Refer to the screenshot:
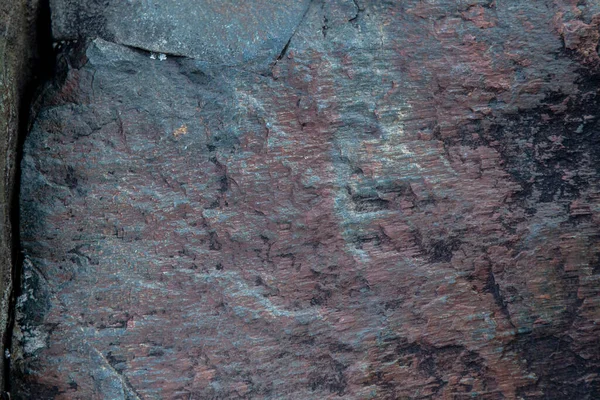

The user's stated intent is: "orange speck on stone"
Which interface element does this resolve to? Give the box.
[173,124,188,138]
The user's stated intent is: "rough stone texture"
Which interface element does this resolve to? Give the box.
[13,0,600,399]
[50,0,311,69]
[0,0,44,390]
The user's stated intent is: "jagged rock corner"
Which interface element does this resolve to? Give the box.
[7,0,600,399]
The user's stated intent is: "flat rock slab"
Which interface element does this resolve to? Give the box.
[50,0,311,68]
[13,0,600,399]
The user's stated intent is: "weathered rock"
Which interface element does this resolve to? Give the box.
[0,0,46,390]
[50,0,311,69]
[13,0,600,398]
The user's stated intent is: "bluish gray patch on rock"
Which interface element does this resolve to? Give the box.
[50,0,311,69]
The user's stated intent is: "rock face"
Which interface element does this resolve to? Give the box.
[0,0,46,390]
[50,0,311,70]
[13,0,600,398]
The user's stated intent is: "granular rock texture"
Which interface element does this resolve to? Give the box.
[50,0,311,69]
[0,0,46,388]
[13,0,600,398]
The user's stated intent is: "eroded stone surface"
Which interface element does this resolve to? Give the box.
[50,0,311,69]
[0,0,45,389]
[14,0,600,398]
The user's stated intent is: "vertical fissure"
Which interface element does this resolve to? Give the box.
[2,0,55,395]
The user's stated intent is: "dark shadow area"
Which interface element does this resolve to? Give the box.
[3,0,55,394]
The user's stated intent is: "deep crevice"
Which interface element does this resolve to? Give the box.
[2,0,55,395]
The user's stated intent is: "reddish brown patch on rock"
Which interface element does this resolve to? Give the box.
[12,1,600,399]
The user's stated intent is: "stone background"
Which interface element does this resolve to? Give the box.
[11,0,600,399]
[0,0,45,391]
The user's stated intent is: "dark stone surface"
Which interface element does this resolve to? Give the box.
[50,0,312,69]
[13,0,600,398]
[0,0,46,390]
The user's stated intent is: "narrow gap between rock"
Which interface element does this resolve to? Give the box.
[3,0,55,394]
